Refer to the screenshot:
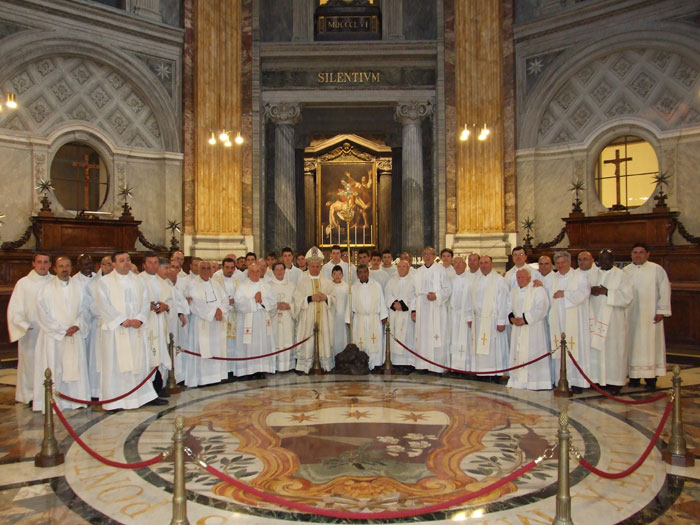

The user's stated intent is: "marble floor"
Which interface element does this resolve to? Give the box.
[0,366,699,524]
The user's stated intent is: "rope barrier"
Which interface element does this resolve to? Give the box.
[178,335,312,361]
[187,447,544,520]
[571,399,673,479]
[567,351,669,405]
[51,400,169,469]
[393,337,553,375]
[54,367,159,406]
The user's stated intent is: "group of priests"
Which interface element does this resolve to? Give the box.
[7,240,670,412]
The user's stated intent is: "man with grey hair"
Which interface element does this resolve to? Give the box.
[507,267,551,390]
[384,259,416,368]
[412,246,452,374]
[549,251,591,393]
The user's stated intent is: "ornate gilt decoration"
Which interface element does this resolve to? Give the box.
[319,142,375,163]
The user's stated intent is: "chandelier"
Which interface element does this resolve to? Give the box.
[208,130,244,147]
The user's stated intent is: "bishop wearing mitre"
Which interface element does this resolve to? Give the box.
[293,247,336,372]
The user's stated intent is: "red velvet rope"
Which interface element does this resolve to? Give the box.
[197,458,538,520]
[51,400,167,469]
[567,351,669,405]
[577,400,673,479]
[54,366,159,406]
[179,334,312,361]
[393,337,552,375]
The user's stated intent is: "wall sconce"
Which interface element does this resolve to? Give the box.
[459,125,470,142]
[0,92,18,111]
[208,129,244,147]
[477,124,490,141]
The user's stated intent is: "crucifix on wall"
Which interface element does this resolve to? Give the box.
[72,154,100,210]
[603,148,632,210]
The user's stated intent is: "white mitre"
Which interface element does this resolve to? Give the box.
[305,246,324,264]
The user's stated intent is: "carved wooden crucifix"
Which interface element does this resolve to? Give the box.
[603,148,632,209]
[72,154,100,210]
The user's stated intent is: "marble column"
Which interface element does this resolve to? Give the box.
[396,101,432,254]
[292,0,315,42]
[265,103,301,251]
[377,158,393,251]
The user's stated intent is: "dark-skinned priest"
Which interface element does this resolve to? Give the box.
[346,264,388,369]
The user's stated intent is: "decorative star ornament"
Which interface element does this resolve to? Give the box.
[167,220,181,235]
[653,172,671,187]
[35,178,54,194]
[521,216,535,232]
[569,179,585,196]
[118,183,134,201]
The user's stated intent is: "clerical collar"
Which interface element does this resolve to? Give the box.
[424,263,433,268]
[310,274,320,279]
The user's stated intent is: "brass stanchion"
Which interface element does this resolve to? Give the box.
[35,368,65,467]
[310,323,323,375]
[553,410,574,525]
[554,333,572,398]
[662,365,695,466]
[171,415,189,525]
[165,333,181,395]
[382,320,394,376]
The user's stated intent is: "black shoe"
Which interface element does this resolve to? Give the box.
[571,386,583,394]
[147,397,168,406]
[628,378,641,387]
[608,385,622,396]
[28,400,33,409]
[158,390,171,398]
[645,379,657,392]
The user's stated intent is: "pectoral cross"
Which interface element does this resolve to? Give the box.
[603,149,632,209]
[434,334,440,341]
[72,154,100,210]
[481,333,487,345]
[554,334,560,348]
[569,337,576,349]
[371,333,377,344]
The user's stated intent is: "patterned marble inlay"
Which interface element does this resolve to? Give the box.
[1,367,700,524]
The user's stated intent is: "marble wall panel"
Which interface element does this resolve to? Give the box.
[675,136,700,242]
[0,145,34,246]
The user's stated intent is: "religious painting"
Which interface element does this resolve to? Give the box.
[317,160,377,247]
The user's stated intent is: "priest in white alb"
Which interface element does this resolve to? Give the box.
[470,255,510,381]
[412,246,452,373]
[233,263,277,376]
[447,257,468,362]
[140,253,173,403]
[33,256,90,412]
[624,242,671,391]
[213,257,241,377]
[588,249,633,393]
[185,260,229,387]
[74,254,101,399]
[449,253,480,371]
[93,251,157,410]
[293,247,336,373]
[8,253,52,404]
[165,259,189,384]
[507,268,551,390]
[384,260,416,367]
[269,262,297,372]
[548,251,591,393]
[346,265,388,369]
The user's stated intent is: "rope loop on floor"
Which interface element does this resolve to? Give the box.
[54,366,159,406]
[51,400,169,469]
[178,335,312,361]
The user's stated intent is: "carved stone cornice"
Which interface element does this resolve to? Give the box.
[264,102,302,126]
[395,101,433,125]
[319,142,374,162]
[377,158,393,173]
[303,158,317,174]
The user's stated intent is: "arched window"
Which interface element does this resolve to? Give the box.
[594,135,658,211]
[50,142,109,212]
